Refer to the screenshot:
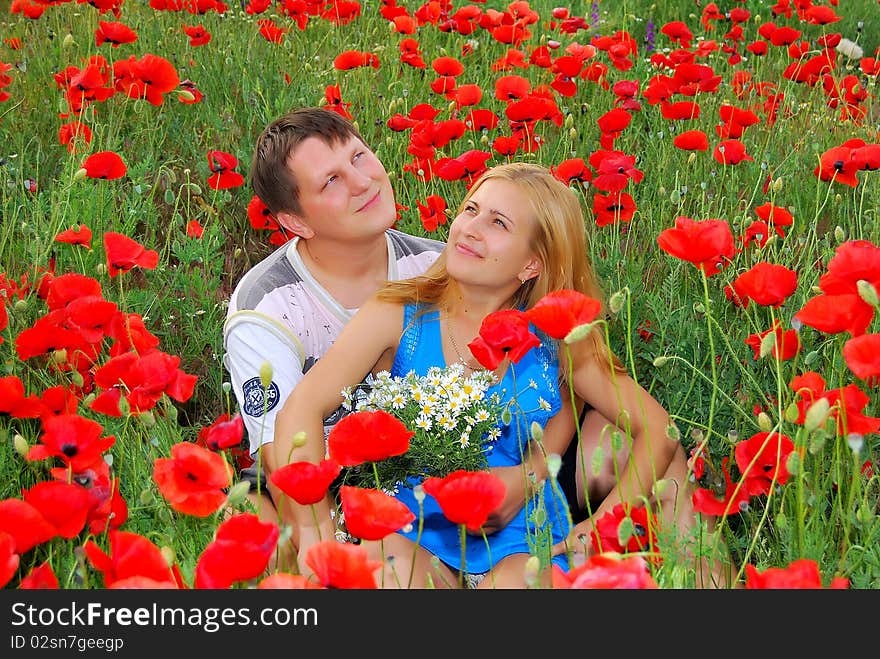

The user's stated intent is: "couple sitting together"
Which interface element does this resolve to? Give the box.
[223,107,732,588]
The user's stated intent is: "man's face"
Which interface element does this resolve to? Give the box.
[283,135,396,241]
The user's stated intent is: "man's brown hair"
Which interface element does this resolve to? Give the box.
[250,108,365,216]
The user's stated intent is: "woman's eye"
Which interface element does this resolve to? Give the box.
[324,175,337,188]
[493,218,507,228]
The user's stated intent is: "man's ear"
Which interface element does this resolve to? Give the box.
[276,210,314,239]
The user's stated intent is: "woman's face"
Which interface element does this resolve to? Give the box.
[445,178,541,289]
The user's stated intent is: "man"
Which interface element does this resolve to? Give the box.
[223,108,444,565]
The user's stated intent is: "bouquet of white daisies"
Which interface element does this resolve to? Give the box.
[339,363,503,492]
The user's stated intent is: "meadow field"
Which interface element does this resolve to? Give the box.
[1,0,879,589]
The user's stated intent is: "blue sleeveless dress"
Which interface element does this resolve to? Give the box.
[390,304,571,574]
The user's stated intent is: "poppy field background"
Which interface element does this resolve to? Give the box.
[1,0,879,589]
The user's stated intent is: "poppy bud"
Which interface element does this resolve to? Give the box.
[13,298,28,313]
[62,33,76,48]
[177,89,196,102]
[413,483,425,503]
[658,186,666,196]
[480,134,489,146]
[775,511,788,530]
[95,263,106,275]
[693,302,705,314]
[609,288,627,313]
[652,478,672,499]
[665,423,680,442]
[71,370,84,388]
[225,480,251,508]
[590,443,605,476]
[759,331,776,358]
[784,402,800,423]
[546,452,561,479]
[117,396,131,417]
[569,127,578,140]
[687,152,697,164]
[757,412,772,432]
[234,248,242,258]
[564,114,574,128]
[74,168,88,181]
[804,398,830,433]
[834,225,846,242]
[846,433,864,454]
[857,279,878,307]
[164,189,175,204]
[160,546,176,568]
[617,516,635,547]
[785,451,801,476]
[524,555,541,587]
[221,381,231,394]
[564,321,595,345]
[857,503,873,524]
[13,434,28,458]
[501,406,512,425]
[291,430,307,448]
[259,361,273,389]
[669,189,681,204]
[771,177,783,193]
[51,349,68,365]
[138,410,156,427]
[653,355,670,368]
[530,421,543,443]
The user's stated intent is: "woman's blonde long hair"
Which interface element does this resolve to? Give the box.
[377,162,623,375]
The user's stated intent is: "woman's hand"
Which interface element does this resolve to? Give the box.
[551,518,595,559]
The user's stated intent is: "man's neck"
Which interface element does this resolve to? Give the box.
[296,234,390,309]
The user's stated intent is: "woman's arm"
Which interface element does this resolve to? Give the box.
[272,297,404,551]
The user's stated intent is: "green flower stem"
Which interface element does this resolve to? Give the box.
[699,269,718,448]
[459,524,466,589]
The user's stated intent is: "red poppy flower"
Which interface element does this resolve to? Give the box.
[553,553,658,589]
[177,79,204,104]
[107,312,160,356]
[745,320,800,361]
[327,410,413,467]
[673,129,709,151]
[153,441,232,517]
[256,18,287,43]
[843,334,880,383]
[804,6,841,24]
[794,293,873,337]
[789,372,880,437]
[494,74,531,101]
[734,431,794,497]
[247,194,279,231]
[731,262,798,307]
[814,144,861,187]
[0,376,43,418]
[333,49,379,70]
[185,219,204,239]
[19,562,59,589]
[81,151,126,180]
[304,540,380,589]
[258,573,325,589]
[525,290,602,341]
[819,239,880,295]
[549,158,592,186]
[590,503,659,556]
[198,413,245,451]
[754,202,793,237]
[58,121,92,153]
[589,149,643,192]
[416,194,447,232]
[194,512,279,588]
[27,413,115,472]
[592,191,636,226]
[0,531,18,588]
[661,100,701,120]
[95,21,137,48]
[434,150,492,183]
[83,475,128,535]
[206,149,245,190]
[692,458,750,517]
[746,559,848,589]
[113,54,179,106]
[340,485,416,541]
[22,481,92,540]
[468,309,540,370]
[423,469,506,532]
[183,23,211,46]
[657,216,735,276]
[84,530,179,588]
[713,139,753,165]
[269,458,341,505]
[103,231,159,277]
[54,224,92,247]
[90,349,195,414]
[0,499,57,554]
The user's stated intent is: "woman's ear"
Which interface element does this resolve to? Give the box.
[276,210,314,239]
[518,257,543,283]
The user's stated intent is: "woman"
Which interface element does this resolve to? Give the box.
[274,163,718,588]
